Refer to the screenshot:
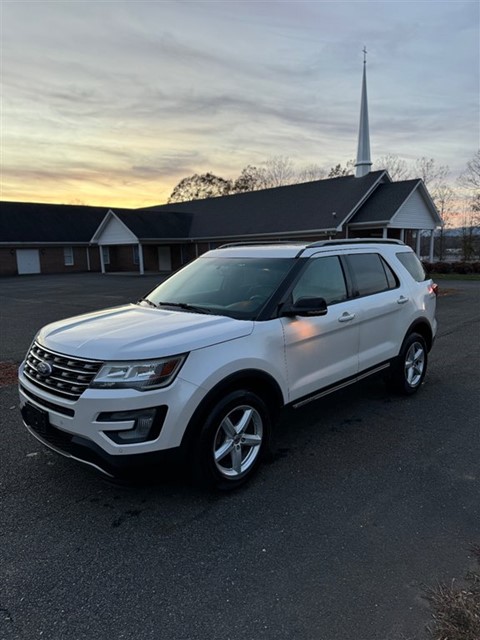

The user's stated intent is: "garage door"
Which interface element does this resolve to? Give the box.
[16,249,41,274]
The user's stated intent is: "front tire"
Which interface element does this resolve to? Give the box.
[388,332,428,395]
[192,390,272,490]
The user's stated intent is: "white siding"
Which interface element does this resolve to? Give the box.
[389,188,436,230]
[98,216,138,245]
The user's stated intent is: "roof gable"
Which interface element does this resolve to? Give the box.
[348,180,441,229]
[91,210,139,245]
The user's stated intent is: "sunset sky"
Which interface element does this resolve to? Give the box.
[1,0,479,208]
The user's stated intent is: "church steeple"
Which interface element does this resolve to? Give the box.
[355,47,372,178]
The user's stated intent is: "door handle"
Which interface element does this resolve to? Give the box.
[397,296,409,305]
[338,312,355,323]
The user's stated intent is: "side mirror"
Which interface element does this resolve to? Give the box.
[280,297,328,318]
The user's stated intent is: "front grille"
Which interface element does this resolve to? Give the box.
[24,342,103,400]
[19,384,75,417]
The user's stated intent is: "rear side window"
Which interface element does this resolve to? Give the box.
[396,251,427,281]
[348,253,399,297]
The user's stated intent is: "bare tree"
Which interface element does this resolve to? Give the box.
[232,165,268,193]
[263,156,296,187]
[434,183,455,260]
[374,154,410,181]
[412,157,449,188]
[458,149,480,190]
[458,149,480,214]
[297,163,327,183]
[460,196,480,261]
[328,160,355,178]
[168,173,232,203]
[233,157,298,192]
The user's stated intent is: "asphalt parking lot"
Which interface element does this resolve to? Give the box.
[1,273,479,640]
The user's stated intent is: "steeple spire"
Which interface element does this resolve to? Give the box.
[355,47,372,178]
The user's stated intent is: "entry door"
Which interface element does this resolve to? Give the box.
[16,249,41,274]
[158,247,172,271]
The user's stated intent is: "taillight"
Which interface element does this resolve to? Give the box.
[428,283,439,296]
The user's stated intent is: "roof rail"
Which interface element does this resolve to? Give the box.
[306,238,404,248]
[218,240,305,249]
[294,238,405,258]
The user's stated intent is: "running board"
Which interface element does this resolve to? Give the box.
[292,363,391,409]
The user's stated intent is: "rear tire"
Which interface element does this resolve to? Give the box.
[192,389,271,490]
[387,332,428,395]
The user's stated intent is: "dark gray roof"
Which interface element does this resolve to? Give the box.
[349,180,422,224]
[140,171,387,238]
[114,210,192,240]
[0,201,112,243]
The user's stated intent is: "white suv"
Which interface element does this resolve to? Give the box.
[19,240,438,489]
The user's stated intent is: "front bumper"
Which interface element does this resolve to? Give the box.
[22,406,183,477]
[18,362,206,475]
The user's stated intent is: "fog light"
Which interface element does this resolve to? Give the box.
[97,407,167,444]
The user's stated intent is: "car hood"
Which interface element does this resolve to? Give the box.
[36,304,253,361]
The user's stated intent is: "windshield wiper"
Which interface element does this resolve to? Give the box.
[137,297,158,308]
[156,301,214,315]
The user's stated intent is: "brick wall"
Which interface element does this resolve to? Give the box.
[104,245,137,272]
[0,249,18,275]
[0,246,104,276]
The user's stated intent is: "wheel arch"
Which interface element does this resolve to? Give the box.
[402,318,434,352]
[180,369,284,450]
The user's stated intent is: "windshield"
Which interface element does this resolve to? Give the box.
[144,257,295,319]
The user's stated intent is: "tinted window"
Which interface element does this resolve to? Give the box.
[348,253,396,296]
[383,259,399,289]
[293,256,347,305]
[396,251,427,282]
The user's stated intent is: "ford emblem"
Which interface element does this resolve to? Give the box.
[36,361,53,376]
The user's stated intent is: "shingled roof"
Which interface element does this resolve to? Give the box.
[113,209,192,240]
[349,180,423,224]
[140,170,388,239]
[0,202,110,243]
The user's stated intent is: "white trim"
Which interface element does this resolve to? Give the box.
[341,171,391,226]
[138,243,144,275]
[63,246,74,266]
[429,230,435,262]
[91,210,139,245]
[389,182,442,229]
[99,245,105,274]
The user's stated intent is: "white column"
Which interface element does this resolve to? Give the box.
[429,230,435,262]
[382,228,388,238]
[400,229,405,242]
[138,243,144,275]
[99,245,105,274]
[86,247,91,271]
[415,231,421,257]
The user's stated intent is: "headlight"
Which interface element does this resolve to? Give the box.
[91,354,186,391]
